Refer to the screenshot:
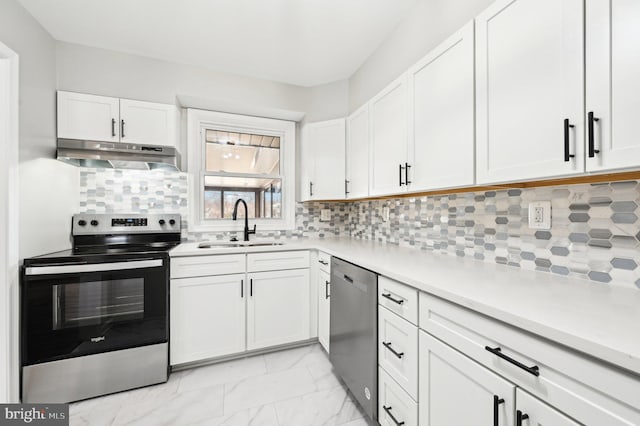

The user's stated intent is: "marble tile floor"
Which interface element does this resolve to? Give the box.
[70,344,373,426]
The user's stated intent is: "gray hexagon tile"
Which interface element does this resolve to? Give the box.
[80,169,640,290]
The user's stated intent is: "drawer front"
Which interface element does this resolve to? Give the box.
[247,250,310,272]
[379,367,418,426]
[379,306,419,399]
[379,276,418,325]
[419,292,640,426]
[317,251,331,273]
[171,254,245,279]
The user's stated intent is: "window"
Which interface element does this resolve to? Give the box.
[187,109,295,232]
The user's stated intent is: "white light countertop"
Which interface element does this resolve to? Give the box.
[171,237,640,376]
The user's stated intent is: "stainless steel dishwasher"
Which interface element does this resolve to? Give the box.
[330,257,378,422]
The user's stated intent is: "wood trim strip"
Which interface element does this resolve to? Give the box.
[314,171,640,203]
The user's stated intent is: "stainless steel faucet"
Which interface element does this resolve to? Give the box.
[232,198,256,241]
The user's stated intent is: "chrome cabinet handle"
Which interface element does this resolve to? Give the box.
[382,341,404,359]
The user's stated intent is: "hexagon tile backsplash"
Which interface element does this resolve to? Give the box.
[79,168,640,289]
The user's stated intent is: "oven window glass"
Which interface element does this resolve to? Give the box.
[53,278,144,330]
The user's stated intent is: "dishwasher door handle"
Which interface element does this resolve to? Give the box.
[343,274,354,283]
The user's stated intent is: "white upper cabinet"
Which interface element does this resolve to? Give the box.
[57,91,120,142]
[475,0,585,184]
[346,104,370,199]
[57,91,177,147]
[300,119,346,201]
[119,99,177,147]
[408,21,475,191]
[586,0,640,172]
[369,73,409,196]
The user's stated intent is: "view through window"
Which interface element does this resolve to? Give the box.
[203,129,282,220]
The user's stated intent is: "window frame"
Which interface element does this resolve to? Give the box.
[187,109,296,232]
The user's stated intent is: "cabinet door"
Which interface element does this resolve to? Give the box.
[379,307,418,399]
[516,389,581,426]
[57,91,120,142]
[369,74,409,196]
[170,274,246,365]
[346,104,370,199]
[586,0,640,172]
[408,22,475,191]
[119,99,176,147]
[317,269,330,353]
[299,124,315,202]
[475,0,584,184]
[303,119,346,200]
[247,269,310,350]
[419,331,515,426]
[379,367,418,426]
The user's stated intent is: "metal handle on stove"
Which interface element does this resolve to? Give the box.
[25,259,163,275]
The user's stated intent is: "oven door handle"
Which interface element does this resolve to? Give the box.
[24,259,163,275]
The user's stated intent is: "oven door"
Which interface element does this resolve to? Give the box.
[22,256,168,366]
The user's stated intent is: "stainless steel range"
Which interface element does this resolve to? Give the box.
[20,213,181,403]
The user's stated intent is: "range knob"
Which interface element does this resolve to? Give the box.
[159,219,166,225]
[169,219,176,226]
[78,220,87,226]
[90,220,99,226]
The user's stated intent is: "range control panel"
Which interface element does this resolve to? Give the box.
[112,218,148,227]
[72,213,181,235]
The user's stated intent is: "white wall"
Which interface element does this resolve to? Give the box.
[0,0,79,402]
[56,41,348,123]
[348,0,494,111]
[0,0,79,261]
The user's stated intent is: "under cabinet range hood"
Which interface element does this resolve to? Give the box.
[56,139,182,171]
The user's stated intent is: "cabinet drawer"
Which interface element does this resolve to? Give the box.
[247,250,310,272]
[419,292,640,426]
[171,254,245,279]
[379,367,418,426]
[379,306,418,399]
[317,251,331,273]
[378,276,418,325]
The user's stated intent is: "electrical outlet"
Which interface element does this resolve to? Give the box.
[528,201,551,229]
[382,206,390,222]
[320,209,331,222]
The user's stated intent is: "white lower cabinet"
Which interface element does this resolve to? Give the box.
[419,330,515,426]
[170,251,311,366]
[516,388,580,426]
[379,367,418,426]
[317,269,330,353]
[378,305,418,400]
[247,268,310,351]
[170,274,246,365]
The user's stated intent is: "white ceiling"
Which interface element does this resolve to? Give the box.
[18,0,418,87]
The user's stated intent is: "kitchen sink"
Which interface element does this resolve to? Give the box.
[197,241,285,249]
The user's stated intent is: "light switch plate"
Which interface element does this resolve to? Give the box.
[382,206,390,222]
[528,201,551,229]
[320,209,331,222]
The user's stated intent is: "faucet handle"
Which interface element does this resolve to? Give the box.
[249,224,256,235]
